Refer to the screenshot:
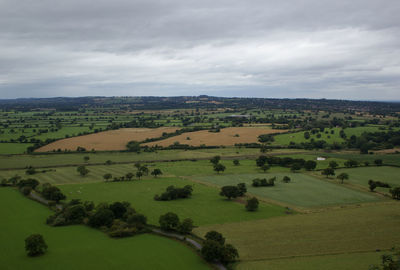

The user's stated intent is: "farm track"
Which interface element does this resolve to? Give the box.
[0,151,312,171]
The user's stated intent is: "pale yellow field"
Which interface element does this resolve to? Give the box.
[36,127,179,152]
[143,127,286,147]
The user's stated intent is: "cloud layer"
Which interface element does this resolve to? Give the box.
[0,0,399,100]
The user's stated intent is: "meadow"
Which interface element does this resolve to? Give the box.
[194,203,400,262]
[58,178,286,225]
[0,188,211,270]
[195,173,382,208]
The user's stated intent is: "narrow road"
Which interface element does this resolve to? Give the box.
[152,229,227,270]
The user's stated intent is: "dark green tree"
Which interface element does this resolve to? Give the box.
[25,234,48,257]
[246,197,259,211]
[151,168,163,177]
[219,186,241,200]
[214,163,226,174]
[159,212,180,231]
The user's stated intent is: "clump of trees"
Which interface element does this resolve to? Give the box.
[252,177,276,187]
[126,140,141,153]
[42,183,66,203]
[201,231,239,264]
[25,234,47,257]
[48,200,148,238]
[368,179,391,192]
[210,156,226,174]
[154,185,193,201]
[159,212,194,234]
[219,183,246,200]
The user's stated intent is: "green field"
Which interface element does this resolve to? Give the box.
[0,143,33,154]
[0,188,211,270]
[195,173,382,208]
[58,178,286,225]
[194,203,400,262]
[335,166,400,192]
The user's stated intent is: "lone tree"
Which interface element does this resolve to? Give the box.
[214,163,226,174]
[329,161,339,169]
[126,140,141,153]
[103,173,112,182]
[151,168,163,177]
[337,173,349,184]
[304,160,317,171]
[25,234,47,257]
[369,180,377,192]
[136,171,143,179]
[390,187,400,200]
[159,212,180,231]
[233,159,240,166]
[246,197,259,211]
[77,165,89,177]
[210,156,221,165]
[83,156,90,163]
[321,168,335,178]
[282,176,291,183]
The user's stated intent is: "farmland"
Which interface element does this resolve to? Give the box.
[1,96,400,270]
[143,127,286,147]
[0,188,210,270]
[36,127,179,152]
[195,173,382,208]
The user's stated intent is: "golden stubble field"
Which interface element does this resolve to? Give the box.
[143,127,286,147]
[36,127,179,152]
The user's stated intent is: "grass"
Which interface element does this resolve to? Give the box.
[0,188,211,270]
[195,173,382,208]
[0,143,32,154]
[57,177,286,226]
[194,203,400,262]
[236,251,383,270]
[335,166,400,192]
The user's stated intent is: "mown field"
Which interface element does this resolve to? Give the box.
[194,203,400,264]
[195,173,382,208]
[58,178,286,225]
[0,188,211,270]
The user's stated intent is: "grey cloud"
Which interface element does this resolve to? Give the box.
[0,0,399,100]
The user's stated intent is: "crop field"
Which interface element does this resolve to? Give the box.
[335,166,400,192]
[58,178,286,225]
[36,127,180,152]
[195,173,382,208]
[143,127,286,147]
[194,203,400,263]
[0,188,211,270]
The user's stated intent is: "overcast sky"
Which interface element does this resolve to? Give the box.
[0,0,399,100]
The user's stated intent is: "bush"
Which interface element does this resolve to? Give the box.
[25,234,47,256]
[246,197,259,211]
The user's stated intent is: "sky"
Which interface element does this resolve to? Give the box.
[0,0,399,100]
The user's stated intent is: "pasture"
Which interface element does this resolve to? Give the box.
[0,188,211,270]
[194,203,400,262]
[195,173,382,208]
[58,178,286,225]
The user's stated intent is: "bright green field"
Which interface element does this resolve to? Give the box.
[195,173,382,208]
[58,178,286,226]
[0,143,33,154]
[0,188,210,270]
[236,252,382,270]
[335,166,400,191]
